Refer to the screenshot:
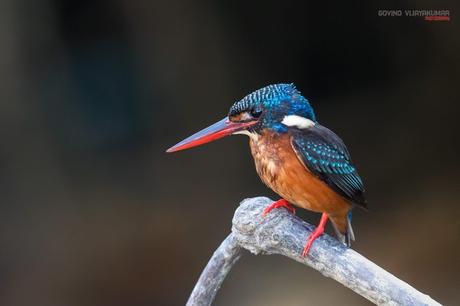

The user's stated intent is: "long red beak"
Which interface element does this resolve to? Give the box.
[166,117,257,153]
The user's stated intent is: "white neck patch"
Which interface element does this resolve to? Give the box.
[281,115,315,129]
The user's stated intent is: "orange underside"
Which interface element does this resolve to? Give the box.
[250,131,351,233]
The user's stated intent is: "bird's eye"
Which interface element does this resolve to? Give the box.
[250,109,262,118]
[229,109,262,122]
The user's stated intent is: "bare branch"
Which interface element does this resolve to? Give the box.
[187,197,441,306]
[186,234,243,306]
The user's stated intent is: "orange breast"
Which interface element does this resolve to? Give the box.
[249,131,351,220]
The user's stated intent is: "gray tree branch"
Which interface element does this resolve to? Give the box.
[186,197,441,306]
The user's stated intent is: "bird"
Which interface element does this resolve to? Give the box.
[166,83,367,256]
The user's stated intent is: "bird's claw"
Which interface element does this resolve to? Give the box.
[301,212,329,257]
[262,199,296,217]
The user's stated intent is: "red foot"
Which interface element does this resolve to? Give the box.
[262,199,296,217]
[302,213,329,257]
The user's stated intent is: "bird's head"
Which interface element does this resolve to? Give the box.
[166,83,316,152]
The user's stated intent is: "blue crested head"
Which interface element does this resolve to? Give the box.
[167,83,316,153]
[228,83,316,133]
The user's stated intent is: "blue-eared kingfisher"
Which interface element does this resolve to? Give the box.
[167,84,367,256]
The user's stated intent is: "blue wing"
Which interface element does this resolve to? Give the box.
[291,125,367,208]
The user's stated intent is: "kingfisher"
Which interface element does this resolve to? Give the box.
[167,84,367,256]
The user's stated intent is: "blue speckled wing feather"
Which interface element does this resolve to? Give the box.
[291,125,367,208]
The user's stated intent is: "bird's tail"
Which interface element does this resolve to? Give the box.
[331,211,355,247]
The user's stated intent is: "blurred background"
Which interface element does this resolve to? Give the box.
[0,0,458,305]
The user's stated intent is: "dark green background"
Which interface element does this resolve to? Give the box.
[0,1,458,305]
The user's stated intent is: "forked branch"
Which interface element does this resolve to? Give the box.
[186,197,441,306]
